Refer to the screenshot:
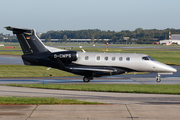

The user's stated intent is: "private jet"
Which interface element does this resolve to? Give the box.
[5,26,177,83]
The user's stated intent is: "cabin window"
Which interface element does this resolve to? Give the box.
[105,56,108,61]
[142,57,149,60]
[126,57,130,61]
[112,57,116,61]
[85,56,89,60]
[119,57,123,61]
[97,56,100,61]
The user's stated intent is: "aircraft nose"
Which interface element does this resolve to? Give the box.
[154,62,177,73]
[169,67,177,73]
[161,64,177,73]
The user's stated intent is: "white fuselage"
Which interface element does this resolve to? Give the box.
[46,46,176,73]
[73,52,177,73]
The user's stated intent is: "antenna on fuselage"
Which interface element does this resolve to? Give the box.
[47,67,51,70]
[82,49,86,53]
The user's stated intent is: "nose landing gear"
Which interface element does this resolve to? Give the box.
[156,74,161,83]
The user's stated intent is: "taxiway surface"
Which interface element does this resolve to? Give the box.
[0,66,180,104]
[1,83,180,120]
[1,104,180,120]
[1,85,180,104]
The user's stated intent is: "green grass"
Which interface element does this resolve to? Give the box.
[0,97,101,105]
[0,45,22,55]
[0,51,23,55]
[0,65,77,77]
[4,84,180,95]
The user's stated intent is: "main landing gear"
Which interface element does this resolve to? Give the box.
[83,76,93,82]
[156,74,161,83]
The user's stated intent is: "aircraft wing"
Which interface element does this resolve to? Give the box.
[55,57,117,73]
[55,57,118,76]
[69,67,116,73]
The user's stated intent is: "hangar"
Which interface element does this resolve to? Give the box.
[159,30,180,45]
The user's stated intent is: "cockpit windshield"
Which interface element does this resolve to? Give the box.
[148,56,156,61]
[142,56,156,61]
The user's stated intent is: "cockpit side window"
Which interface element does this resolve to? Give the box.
[142,56,156,61]
[142,57,149,60]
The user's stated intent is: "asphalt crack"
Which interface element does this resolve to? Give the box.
[26,105,38,120]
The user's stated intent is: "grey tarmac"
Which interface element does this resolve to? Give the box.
[0,66,180,120]
[1,86,180,104]
[1,104,180,120]
[0,86,180,120]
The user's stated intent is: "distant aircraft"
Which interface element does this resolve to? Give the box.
[5,26,177,83]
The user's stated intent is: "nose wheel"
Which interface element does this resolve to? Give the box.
[156,74,161,83]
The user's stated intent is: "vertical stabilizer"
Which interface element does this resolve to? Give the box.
[5,26,48,54]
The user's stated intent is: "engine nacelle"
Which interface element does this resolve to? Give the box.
[48,51,78,62]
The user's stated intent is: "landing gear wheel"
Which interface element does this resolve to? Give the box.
[156,74,161,83]
[156,78,161,83]
[83,77,90,82]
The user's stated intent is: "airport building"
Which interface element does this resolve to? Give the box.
[159,30,180,45]
[41,39,110,42]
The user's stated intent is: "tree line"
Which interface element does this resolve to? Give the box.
[40,28,180,44]
[1,28,180,44]
[0,33,18,42]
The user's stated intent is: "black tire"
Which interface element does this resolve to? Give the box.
[156,78,161,83]
[83,77,90,82]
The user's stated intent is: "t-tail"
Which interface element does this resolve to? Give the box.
[5,26,48,54]
[5,26,52,66]
[5,26,73,69]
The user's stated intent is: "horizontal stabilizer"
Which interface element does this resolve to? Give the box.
[5,26,33,35]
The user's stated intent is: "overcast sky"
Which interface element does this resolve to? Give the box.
[1,0,180,34]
